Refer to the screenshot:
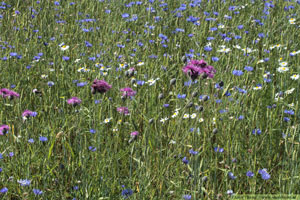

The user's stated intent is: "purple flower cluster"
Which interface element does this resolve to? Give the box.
[0,125,9,135]
[67,97,82,106]
[0,88,20,99]
[91,79,112,94]
[182,59,216,80]
[120,87,136,98]
[117,107,130,115]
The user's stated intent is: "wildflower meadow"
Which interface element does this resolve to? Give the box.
[0,0,300,199]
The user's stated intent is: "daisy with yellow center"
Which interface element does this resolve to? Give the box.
[279,62,288,67]
[289,18,296,24]
[290,74,299,80]
[171,111,178,118]
[59,44,69,51]
[104,118,112,124]
[183,114,190,119]
[277,67,289,73]
[190,113,197,119]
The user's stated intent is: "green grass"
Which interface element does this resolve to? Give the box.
[0,0,299,199]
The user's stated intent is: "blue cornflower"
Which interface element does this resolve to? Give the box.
[284,110,294,115]
[204,46,212,51]
[137,80,145,85]
[228,172,237,180]
[232,70,243,76]
[77,82,87,87]
[212,57,219,62]
[259,169,270,180]
[252,128,262,135]
[85,41,92,47]
[62,56,70,61]
[47,81,55,87]
[28,138,34,143]
[121,188,133,198]
[0,187,8,193]
[177,94,186,99]
[189,149,198,155]
[88,146,96,152]
[18,179,31,186]
[90,129,96,134]
[182,157,189,164]
[244,66,253,71]
[39,136,48,142]
[246,171,254,177]
[215,99,222,104]
[214,147,224,153]
[33,189,43,195]
[122,13,129,18]
[258,33,265,38]
[238,115,244,120]
[283,117,290,122]
[183,194,192,200]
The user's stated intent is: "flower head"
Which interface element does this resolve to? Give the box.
[182,59,216,80]
[121,188,133,199]
[120,87,136,98]
[259,169,271,180]
[67,97,82,106]
[33,189,43,195]
[17,179,31,186]
[0,88,20,99]
[91,79,112,94]
[22,110,37,120]
[0,125,9,135]
[117,107,130,115]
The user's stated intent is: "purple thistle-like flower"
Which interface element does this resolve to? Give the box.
[130,131,139,137]
[67,97,82,106]
[129,131,139,143]
[91,79,112,94]
[120,87,136,98]
[0,125,9,135]
[0,88,20,99]
[117,107,130,115]
[182,59,216,80]
[182,65,202,81]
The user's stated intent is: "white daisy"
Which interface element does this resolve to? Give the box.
[77,67,90,72]
[253,85,262,90]
[289,18,296,24]
[59,43,69,51]
[279,62,288,67]
[160,117,168,124]
[171,111,179,118]
[290,74,299,80]
[217,47,231,53]
[104,118,112,124]
[277,67,289,73]
[198,118,204,123]
[183,114,190,119]
[137,62,144,66]
[190,113,197,119]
